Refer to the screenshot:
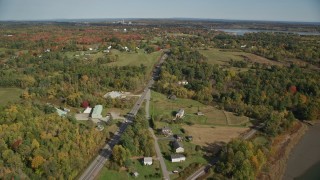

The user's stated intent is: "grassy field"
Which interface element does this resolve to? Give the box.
[182,125,249,147]
[150,91,249,126]
[0,88,23,106]
[108,49,162,75]
[199,48,284,67]
[98,159,162,180]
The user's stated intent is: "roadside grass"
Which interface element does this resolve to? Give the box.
[151,91,249,126]
[98,159,162,180]
[0,88,23,106]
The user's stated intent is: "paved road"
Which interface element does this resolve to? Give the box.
[79,54,168,180]
[186,123,265,180]
[145,89,170,180]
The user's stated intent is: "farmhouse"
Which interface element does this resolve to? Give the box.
[176,109,184,118]
[91,105,103,119]
[171,154,186,163]
[172,141,184,153]
[143,157,153,165]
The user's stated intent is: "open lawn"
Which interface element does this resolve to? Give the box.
[98,159,162,180]
[151,91,249,126]
[108,49,162,75]
[0,88,22,106]
[182,124,249,147]
[199,48,284,67]
[157,140,207,173]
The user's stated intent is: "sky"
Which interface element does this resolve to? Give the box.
[0,0,319,22]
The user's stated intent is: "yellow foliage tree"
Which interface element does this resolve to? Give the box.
[31,155,45,169]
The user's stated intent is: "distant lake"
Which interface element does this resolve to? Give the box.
[216,29,320,36]
[283,123,320,180]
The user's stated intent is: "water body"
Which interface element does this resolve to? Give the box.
[283,123,320,180]
[216,29,320,36]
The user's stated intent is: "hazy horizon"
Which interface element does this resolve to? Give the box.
[0,0,320,23]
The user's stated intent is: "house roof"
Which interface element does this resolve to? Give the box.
[92,105,103,117]
[171,154,185,159]
[144,157,152,163]
[55,108,67,117]
[173,141,183,149]
[83,107,92,114]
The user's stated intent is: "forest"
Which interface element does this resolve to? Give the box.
[0,22,319,179]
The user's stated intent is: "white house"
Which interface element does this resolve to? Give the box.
[172,141,184,153]
[143,157,153,165]
[83,107,92,114]
[176,109,184,118]
[171,154,186,163]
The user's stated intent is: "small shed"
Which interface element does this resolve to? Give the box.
[132,171,139,177]
[143,157,153,165]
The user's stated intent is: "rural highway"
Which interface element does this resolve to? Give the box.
[79,53,168,180]
[186,123,265,180]
[145,89,170,180]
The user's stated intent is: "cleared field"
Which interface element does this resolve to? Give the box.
[182,125,249,147]
[108,49,162,74]
[0,88,22,106]
[151,91,249,126]
[200,48,284,66]
[224,111,250,125]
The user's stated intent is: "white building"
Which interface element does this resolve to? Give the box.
[173,141,184,153]
[91,105,103,119]
[171,154,186,163]
[176,109,184,118]
[143,157,153,165]
[83,107,92,114]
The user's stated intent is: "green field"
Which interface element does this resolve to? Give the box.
[150,91,249,126]
[108,50,162,75]
[98,159,162,180]
[0,88,23,106]
[199,48,283,67]
[199,48,245,65]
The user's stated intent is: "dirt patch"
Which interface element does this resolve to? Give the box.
[182,125,249,146]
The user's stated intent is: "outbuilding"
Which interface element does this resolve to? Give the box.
[143,157,153,165]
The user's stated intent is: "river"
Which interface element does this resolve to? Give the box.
[216,29,320,36]
[283,123,320,180]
